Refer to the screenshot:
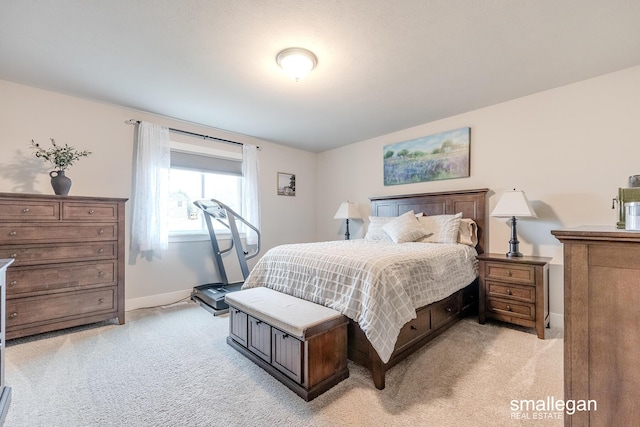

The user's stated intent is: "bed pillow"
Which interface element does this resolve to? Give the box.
[364,216,394,241]
[418,212,463,244]
[382,210,429,243]
[458,218,479,247]
[364,212,424,241]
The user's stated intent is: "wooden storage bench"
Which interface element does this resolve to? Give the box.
[225,287,349,401]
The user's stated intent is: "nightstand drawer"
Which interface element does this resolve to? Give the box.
[485,262,535,285]
[487,281,534,303]
[487,298,534,320]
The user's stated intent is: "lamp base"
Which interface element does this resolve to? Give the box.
[506,216,523,257]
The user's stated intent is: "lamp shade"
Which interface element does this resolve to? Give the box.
[491,190,538,218]
[334,201,361,220]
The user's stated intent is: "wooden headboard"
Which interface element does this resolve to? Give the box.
[369,188,489,254]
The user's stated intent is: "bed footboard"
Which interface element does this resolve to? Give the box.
[347,280,478,389]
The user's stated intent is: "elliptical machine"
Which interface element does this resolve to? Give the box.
[190,199,260,315]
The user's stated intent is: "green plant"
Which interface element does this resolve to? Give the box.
[31,138,92,171]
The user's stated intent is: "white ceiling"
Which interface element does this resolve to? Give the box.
[2,1,640,153]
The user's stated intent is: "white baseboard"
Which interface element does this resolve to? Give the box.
[549,312,564,329]
[125,289,193,311]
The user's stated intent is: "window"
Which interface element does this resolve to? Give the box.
[167,142,243,236]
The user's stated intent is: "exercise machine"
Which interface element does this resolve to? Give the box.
[190,199,260,315]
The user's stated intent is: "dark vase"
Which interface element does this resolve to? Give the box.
[49,170,72,196]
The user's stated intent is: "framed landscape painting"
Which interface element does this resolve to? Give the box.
[383,127,470,186]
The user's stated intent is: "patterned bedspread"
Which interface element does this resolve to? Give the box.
[242,239,478,363]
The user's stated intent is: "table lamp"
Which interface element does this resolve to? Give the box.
[334,201,361,240]
[491,189,537,257]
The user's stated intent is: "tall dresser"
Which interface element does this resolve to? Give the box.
[0,193,127,339]
[0,259,13,424]
[552,226,640,426]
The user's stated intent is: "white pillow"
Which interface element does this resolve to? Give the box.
[383,210,429,243]
[418,212,463,244]
[364,216,394,241]
[458,218,478,246]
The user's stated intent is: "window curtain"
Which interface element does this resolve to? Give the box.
[242,144,260,246]
[130,121,170,253]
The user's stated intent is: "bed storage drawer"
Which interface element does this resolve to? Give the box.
[394,305,431,353]
[431,292,461,329]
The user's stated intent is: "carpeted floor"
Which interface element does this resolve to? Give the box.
[4,301,563,427]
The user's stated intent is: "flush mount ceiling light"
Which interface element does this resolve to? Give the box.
[276,47,317,82]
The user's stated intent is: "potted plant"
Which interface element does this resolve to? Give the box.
[31,138,92,195]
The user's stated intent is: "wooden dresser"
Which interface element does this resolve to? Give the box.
[0,259,13,424]
[0,193,127,339]
[552,226,640,426]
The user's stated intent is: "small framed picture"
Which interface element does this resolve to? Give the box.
[277,172,296,196]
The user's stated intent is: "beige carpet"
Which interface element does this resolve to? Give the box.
[4,302,563,427]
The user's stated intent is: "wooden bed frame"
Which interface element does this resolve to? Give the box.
[348,188,488,389]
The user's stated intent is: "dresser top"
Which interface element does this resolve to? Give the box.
[0,192,127,203]
[551,225,640,242]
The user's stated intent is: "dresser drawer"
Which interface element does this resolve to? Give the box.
[0,242,116,266]
[0,223,117,244]
[487,298,535,320]
[487,281,535,303]
[485,262,535,285]
[0,200,60,221]
[62,202,118,221]
[6,287,116,328]
[6,261,116,295]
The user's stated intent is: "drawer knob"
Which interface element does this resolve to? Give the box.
[506,305,512,311]
[98,229,104,235]
[282,334,289,339]
[98,271,105,276]
[9,231,17,236]
[98,248,105,254]
[9,280,17,286]
[445,307,453,313]
[88,209,95,215]
[8,313,17,318]
[22,208,30,213]
[410,325,418,330]
[506,289,512,295]
[256,320,262,325]
[98,298,104,303]
[506,270,512,277]
[10,253,17,258]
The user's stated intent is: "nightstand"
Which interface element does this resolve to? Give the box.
[477,253,551,339]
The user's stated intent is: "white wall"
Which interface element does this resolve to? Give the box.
[316,65,640,327]
[0,79,317,310]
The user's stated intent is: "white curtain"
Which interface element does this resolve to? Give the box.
[130,121,170,253]
[242,144,260,245]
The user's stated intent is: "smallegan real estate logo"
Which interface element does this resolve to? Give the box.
[510,396,597,421]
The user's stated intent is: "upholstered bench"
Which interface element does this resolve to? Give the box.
[225,287,349,401]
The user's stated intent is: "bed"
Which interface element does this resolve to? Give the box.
[243,188,488,389]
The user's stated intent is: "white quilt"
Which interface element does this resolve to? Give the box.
[242,239,478,363]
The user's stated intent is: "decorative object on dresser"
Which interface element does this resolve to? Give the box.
[552,227,640,426]
[477,253,550,339]
[0,259,13,424]
[333,201,361,240]
[490,189,537,257]
[30,139,92,196]
[0,193,126,340]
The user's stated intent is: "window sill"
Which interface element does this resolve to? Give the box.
[169,231,245,243]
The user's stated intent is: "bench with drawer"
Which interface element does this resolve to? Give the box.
[225,287,349,401]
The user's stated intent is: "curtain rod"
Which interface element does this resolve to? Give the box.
[126,119,259,149]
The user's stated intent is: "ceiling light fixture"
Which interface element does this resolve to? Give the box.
[276,47,317,82]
